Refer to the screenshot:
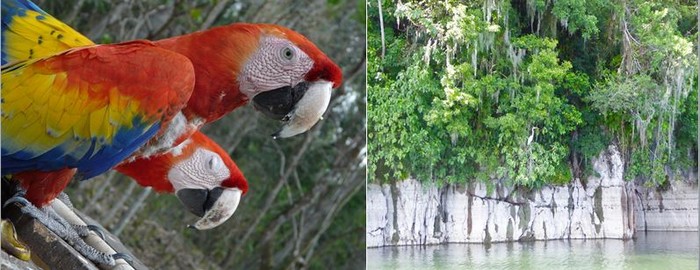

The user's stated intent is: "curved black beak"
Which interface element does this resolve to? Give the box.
[176,187,242,230]
[252,82,309,121]
[176,188,224,217]
[252,81,332,139]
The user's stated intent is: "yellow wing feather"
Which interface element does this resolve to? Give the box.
[2,40,195,177]
[4,9,94,64]
[2,56,146,157]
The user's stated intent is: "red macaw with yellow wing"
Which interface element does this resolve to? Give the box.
[2,0,341,266]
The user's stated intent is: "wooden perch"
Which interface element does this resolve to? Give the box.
[3,201,148,270]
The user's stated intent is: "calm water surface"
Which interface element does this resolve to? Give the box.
[367,232,699,270]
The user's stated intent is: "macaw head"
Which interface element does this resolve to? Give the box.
[244,24,343,139]
[115,132,248,230]
[156,23,343,138]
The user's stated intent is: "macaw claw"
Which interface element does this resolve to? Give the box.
[111,252,134,264]
[73,224,106,240]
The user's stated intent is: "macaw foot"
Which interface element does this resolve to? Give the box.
[55,192,107,240]
[1,219,31,261]
[3,195,131,266]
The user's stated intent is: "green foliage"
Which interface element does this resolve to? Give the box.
[588,75,659,119]
[572,126,609,162]
[626,149,668,187]
[551,0,610,39]
[189,8,203,22]
[369,0,697,189]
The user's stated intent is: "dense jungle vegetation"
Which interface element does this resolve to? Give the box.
[368,0,697,189]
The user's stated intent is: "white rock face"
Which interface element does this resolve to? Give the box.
[367,146,695,247]
[635,174,698,231]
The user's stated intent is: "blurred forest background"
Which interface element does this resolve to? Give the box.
[33,0,367,269]
[368,0,696,189]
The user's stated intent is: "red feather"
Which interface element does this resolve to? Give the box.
[15,169,76,207]
[155,24,261,123]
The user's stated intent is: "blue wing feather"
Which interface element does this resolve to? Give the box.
[2,117,160,180]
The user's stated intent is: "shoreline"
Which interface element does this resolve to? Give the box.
[367,230,699,249]
[367,146,698,248]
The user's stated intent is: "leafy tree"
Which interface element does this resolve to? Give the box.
[368,0,697,190]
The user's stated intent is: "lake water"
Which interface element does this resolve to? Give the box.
[367,232,699,270]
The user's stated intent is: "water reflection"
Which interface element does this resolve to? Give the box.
[367,232,699,270]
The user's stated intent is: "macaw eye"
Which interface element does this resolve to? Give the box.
[208,156,219,170]
[206,154,226,173]
[282,47,294,60]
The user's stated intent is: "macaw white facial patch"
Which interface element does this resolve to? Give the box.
[239,36,313,98]
[168,148,230,190]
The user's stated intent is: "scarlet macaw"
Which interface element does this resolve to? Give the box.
[2,0,341,265]
[2,0,341,211]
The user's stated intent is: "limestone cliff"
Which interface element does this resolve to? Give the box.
[367,146,697,247]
